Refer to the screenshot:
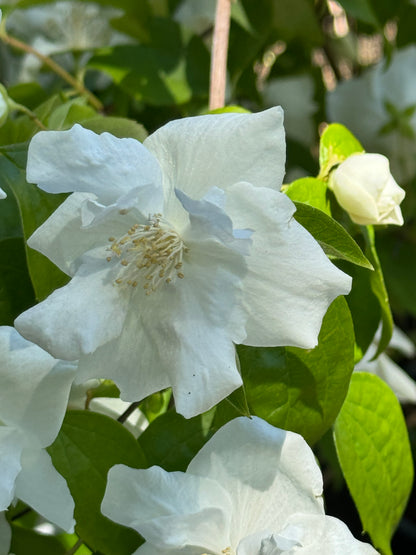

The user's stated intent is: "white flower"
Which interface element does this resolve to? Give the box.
[329,153,405,225]
[356,326,416,403]
[101,416,377,554]
[327,46,416,182]
[0,326,75,532]
[15,108,351,418]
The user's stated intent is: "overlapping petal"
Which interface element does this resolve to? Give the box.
[15,448,74,532]
[102,465,232,552]
[225,182,352,347]
[144,108,286,223]
[102,417,376,554]
[27,124,162,204]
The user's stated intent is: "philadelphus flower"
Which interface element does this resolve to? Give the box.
[101,416,377,554]
[330,153,405,226]
[0,326,75,532]
[15,108,351,418]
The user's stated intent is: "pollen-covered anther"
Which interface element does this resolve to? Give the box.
[106,214,189,293]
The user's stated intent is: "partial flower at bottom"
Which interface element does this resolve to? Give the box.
[101,416,377,554]
[0,326,75,532]
[15,108,351,418]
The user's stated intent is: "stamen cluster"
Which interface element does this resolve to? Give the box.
[107,213,189,294]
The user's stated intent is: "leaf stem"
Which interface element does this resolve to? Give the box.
[0,32,104,111]
[209,0,232,110]
[117,401,140,424]
[64,537,84,555]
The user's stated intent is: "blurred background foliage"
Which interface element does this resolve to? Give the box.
[1,0,416,552]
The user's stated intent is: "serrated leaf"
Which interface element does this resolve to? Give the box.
[319,123,364,179]
[293,201,373,270]
[48,411,147,555]
[285,177,330,214]
[238,297,355,445]
[334,373,413,555]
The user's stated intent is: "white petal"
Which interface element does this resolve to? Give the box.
[0,327,76,446]
[15,448,75,532]
[15,258,130,361]
[225,182,352,347]
[145,108,285,223]
[77,194,249,418]
[102,464,232,552]
[27,124,162,204]
[0,512,11,555]
[280,513,378,553]
[0,188,6,199]
[187,417,324,548]
[0,427,24,510]
[357,353,416,403]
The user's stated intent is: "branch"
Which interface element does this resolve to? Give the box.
[209,0,232,110]
[0,33,104,111]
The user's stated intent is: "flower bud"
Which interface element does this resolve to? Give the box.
[330,152,405,225]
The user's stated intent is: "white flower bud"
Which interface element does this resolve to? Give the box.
[330,152,405,225]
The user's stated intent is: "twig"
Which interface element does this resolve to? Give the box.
[64,537,84,555]
[0,33,103,111]
[117,401,140,424]
[209,0,232,110]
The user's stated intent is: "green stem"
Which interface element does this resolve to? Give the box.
[0,32,104,111]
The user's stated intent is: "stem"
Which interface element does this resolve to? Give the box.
[117,401,140,424]
[209,0,232,110]
[9,100,47,130]
[0,33,103,111]
[65,538,84,555]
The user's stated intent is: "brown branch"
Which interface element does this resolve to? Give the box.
[209,0,232,110]
[0,33,104,111]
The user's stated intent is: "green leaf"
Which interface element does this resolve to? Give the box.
[82,116,148,142]
[319,123,364,179]
[89,36,209,106]
[293,201,373,270]
[10,524,66,555]
[48,411,147,555]
[337,0,379,26]
[139,409,217,471]
[285,177,330,214]
[0,144,69,301]
[334,373,413,555]
[238,297,355,445]
[363,226,393,357]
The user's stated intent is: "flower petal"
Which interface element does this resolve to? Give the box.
[187,416,324,548]
[102,464,232,552]
[27,124,162,204]
[0,427,23,510]
[144,108,285,219]
[225,182,352,347]
[0,327,76,446]
[15,448,75,532]
[15,258,130,360]
[279,513,378,553]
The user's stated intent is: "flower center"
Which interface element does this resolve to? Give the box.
[107,213,189,295]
